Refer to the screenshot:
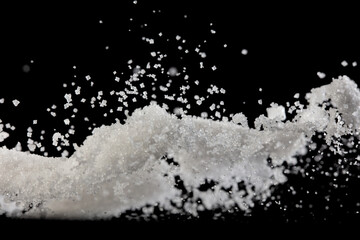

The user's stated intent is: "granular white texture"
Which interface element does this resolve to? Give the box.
[0,76,359,219]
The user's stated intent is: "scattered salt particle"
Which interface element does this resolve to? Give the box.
[50,112,56,117]
[294,93,300,99]
[127,59,133,64]
[12,99,20,107]
[64,93,72,103]
[0,98,4,104]
[168,67,178,77]
[158,32,163,37]
[241,49,248,55]
[51,104,57,109]
[85,75,91,81]
[81,98,86,103]
[176,35,181,40]
[267,103,286,120]
[200,62,204,68]
[115,76,120,82]
[99,20,103,24]
[200,52,206,58]
[64,119,70,125]
[353,61,357,67]
[211,65,217,71]
[150,52,156,57]
[105,46,109,50]
[63,83,67,88]
[28,144,36,152]
[220,101,224,105]
[341,60,348,67]
[99,100,107,107]
[133,0,137,4]
[195,80,199,85]
[258,99,262,105]
[22,64,30,73]
[91,82,94,87]
[210,29,216,34]
[259,88,262,92]
[33,120,37,125]
[317,72,326,79]
[73,66,76,69]
[75,86,81,95]
[209,103,216,111]
[224,44,227,48]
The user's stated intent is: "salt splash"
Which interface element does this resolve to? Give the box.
[0,76,358,219]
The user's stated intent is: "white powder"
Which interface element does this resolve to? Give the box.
[0,76,358,219]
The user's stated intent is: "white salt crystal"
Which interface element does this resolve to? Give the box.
[241,49,248,55]
[341,60,348,67]
[75,86,81,95]
[85,75,91,81]
[353,61,357,67]
[12,99,20,107]
[64,119,70,125]
[317,72,326,79]
[266,103,286,120]
[168,67,178,77]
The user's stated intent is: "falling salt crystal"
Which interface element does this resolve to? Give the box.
[224,44,227,48]
[211,65,217,71]
[85,75,91,81]
[258,99,262,105]
[64,119,70,125]
[210,29,216,34]
[317,72,326,79]
[168,67,178,77]
[266,103,286,120]
[294,93,300,99]
[341,60,348,67]
[353,61,357,67]
[22,64,30,73]
[0,98,4,104]
[75,86,81,95]
[241,49,248,55]
[12,99,20,107]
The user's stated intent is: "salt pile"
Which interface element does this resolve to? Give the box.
[0,75,359,219]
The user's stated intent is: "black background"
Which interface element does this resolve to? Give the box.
[1,1,360,228]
